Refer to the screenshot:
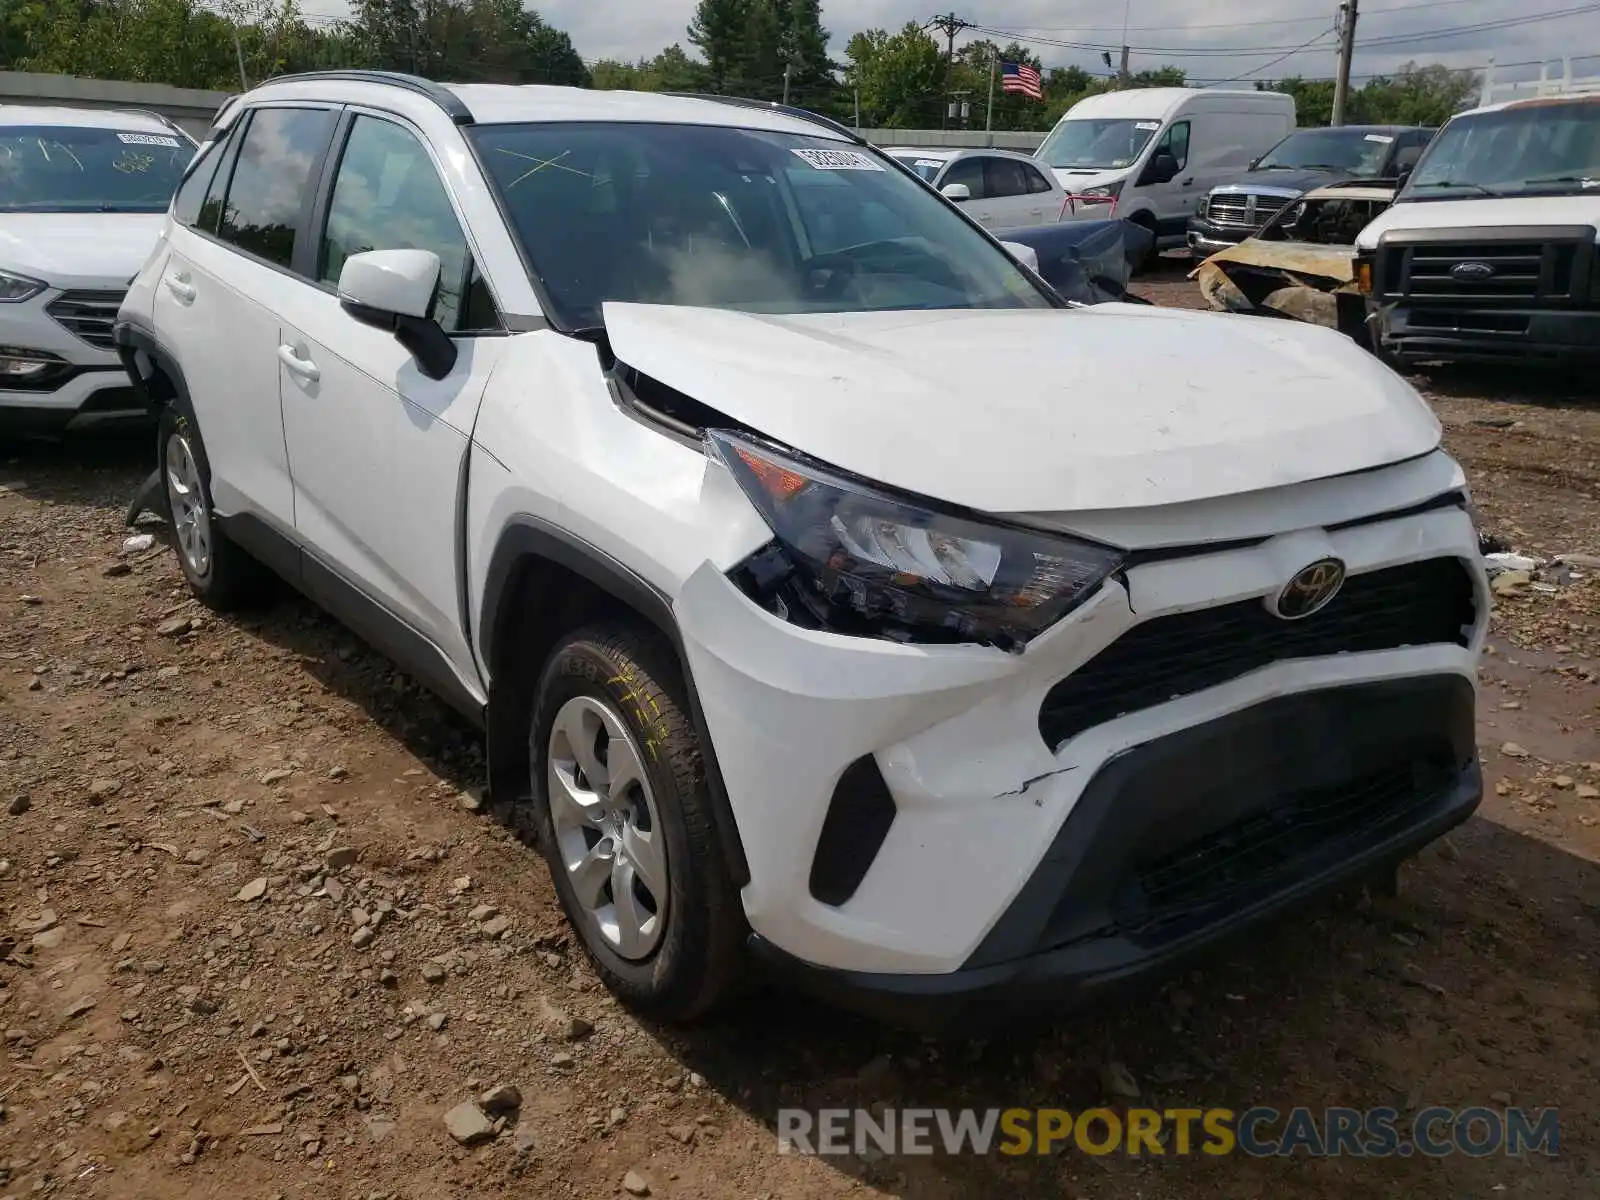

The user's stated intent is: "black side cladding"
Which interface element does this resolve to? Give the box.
[808,755,898,906]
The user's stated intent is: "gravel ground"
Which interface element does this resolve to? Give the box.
[3,268,1597,1199]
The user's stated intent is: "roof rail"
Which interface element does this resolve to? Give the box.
[259,70,474,124]
[664,92,866,145]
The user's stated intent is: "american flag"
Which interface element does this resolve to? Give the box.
[1001,61,1043,101]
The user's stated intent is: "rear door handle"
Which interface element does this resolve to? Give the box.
[164,273,196,303]
[277,344,320,383]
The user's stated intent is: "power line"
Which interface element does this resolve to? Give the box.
[974,3,1600,58]
[1009,0,1520,35]
[1203,28,1340,85]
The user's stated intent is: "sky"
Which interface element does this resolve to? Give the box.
[299,0,1600,90]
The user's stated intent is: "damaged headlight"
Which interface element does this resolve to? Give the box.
[709,431,1124,652]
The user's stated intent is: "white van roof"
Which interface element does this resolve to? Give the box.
[1059,87,1293,122]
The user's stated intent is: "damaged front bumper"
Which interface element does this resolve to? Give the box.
[1193,240,1371,341]
[674,489,1488,1028]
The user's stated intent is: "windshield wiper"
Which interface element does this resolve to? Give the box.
[1519,175,1598,188]
[1410,180,1505,197]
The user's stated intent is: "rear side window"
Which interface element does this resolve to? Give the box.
[216,107,335,269]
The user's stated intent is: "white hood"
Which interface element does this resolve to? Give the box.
[603,302,1442,515]
[1357,195,1600,250]
[0,212,168,289]
[1049,166,1131,192]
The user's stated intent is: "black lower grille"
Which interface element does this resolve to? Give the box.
[1375,230,1592,307]
[1038,557,1476,748]
[1117,755,1452,939]
[47,290,126,350]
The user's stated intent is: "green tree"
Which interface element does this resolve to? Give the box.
[1258,76,1337,126]
[842,21,942,128]
[1350,62,1477,126]
[733,0,782,98]
[782,0,835,110]
[686,0,749,93]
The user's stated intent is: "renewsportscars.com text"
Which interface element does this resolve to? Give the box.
[777,1106,1559,1158]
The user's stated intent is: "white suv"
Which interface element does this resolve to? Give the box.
[116,71,1489,1031]
[0,105,195,438]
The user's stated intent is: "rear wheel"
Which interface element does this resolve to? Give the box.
[528,621,746,1022]
[158,402,269,611]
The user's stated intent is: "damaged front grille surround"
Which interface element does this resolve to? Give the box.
[1038,556,1478,749]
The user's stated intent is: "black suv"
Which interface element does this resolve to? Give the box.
[1188,125,1435,258]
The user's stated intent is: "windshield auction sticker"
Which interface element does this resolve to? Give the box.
[792,148,883,171]
[117,132,183,148]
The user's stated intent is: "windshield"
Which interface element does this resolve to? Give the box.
[0,124,193,213]
[1401,102,1600,198]
[887,152,947,182]
[1256,127,1396,173]
[1036,118,1161,169]
[470,123,1053,330]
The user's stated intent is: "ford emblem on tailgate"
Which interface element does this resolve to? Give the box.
[1450,261,1496,282]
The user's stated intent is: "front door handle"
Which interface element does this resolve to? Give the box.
[164,273,196,303]
[277,344,320,383]
[1181,177,1195,186]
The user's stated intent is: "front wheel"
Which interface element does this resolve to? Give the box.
[528,622,747,1022]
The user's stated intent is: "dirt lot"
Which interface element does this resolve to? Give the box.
[3,266,1598,1199]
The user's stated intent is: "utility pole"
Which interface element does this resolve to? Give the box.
[1332,0,1359,126]
[985,48,997,136]
[1118,0,1132,88]
[782,61,792,105]
[928,13,971,129]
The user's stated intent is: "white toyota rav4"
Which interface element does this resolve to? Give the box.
[116,71,1488,1031]
[0,105,194,438]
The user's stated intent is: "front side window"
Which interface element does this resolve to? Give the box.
[470,123,1053,331]
[217,107,335,269]
[987,158,1033,198]
[319,115,493,332]
[172,129,230,227]
[1402,103,1600,199]
[1036,118,1161,169]
[1256,127,1394,174]
[0,124,193,213]
[1160,121,1191,171]
[940,156,987,198]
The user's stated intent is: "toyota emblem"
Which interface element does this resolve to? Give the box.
[1273,559,1347,620]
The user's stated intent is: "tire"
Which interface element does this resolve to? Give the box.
[1128,215,1161,274]
[528,621,746,1022]
[158,401,270,611]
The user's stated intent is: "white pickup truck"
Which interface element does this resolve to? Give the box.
[1355,71,1599,368]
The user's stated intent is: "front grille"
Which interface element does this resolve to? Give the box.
[46,290,126,350]
[1038,557,1477,749]
[1114,754,1455,940]
[1206,191,1293,230]
[1376,239,1586,307]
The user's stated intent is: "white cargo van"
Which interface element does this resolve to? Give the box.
[1037,88,1296,250]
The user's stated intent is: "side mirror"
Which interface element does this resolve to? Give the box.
[999,241,1040,272]
[1396,164,1414,187]
[1141,152,1180,186]
[337,248,457,380]
[940,182,972,201]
